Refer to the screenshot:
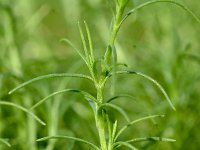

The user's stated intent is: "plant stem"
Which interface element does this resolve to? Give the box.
[96,1,130,149]
[96,112,107,150]
[109,0,129,46]
[96,85,107,150]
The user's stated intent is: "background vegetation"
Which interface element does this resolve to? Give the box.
[0,0,200,149]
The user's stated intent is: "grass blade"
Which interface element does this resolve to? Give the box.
[99,103,130,122]
[126,137,176,143]
[78,21,89,62]
[114,141,138,150]
[36,135,100,150]
[0,138,11,147]
[31,89,97,110]
[116,70,176,111]
[119,0,200,29]
[112,121,118,142]
[115,115,165,140]
[0,101,46,126]
[105,113,112,149]
[84,21,94,62]
[60,38,88,64]
[8,73,93,94]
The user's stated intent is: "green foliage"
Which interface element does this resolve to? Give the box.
[1,0,200,149]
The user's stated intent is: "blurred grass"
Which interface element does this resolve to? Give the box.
[0,0,200,149]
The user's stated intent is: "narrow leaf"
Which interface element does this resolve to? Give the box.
[104,45,112,67]
[31,89,97,110]
[107,94,135,103]
[78,21,89,61]
[0,101,46,126]
[37,135,100,150]
[116,70,176,111]
[61,38,87,64]
[114,141,138,150]
[126,137,176,143]
[115,115,165,140]
[84,21,94,62]
[99,103,130,122]
[8,73,93,94]
[119,0,200,29]
[105,113,112,149]
[0,138,11,147]
[112,121,118,142]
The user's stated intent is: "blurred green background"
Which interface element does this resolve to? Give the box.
[0,0,200,149]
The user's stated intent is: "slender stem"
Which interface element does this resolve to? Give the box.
[109,0,129,46]
[96,85,107,150]
[96,112,107,150]
[96,1,130,150]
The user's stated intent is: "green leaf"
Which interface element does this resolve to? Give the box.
[37,135,100,150]
[84,21,94,63]
[0,101,46,126]
[119,0,200,29]
[92,60,99,79]
[104,45,112,67]
[126,137,176,143]
[0,138,11,147]
[115,114,164,140]
[60,38,88,65]
[78,21,89,62]
[8,73,93,94]
[107,94,135,103]
[112,121,118,142]
[105,113,112,149]
[31,89,97,110]
[98,103,130,122]
[116,70,176,111]
[113,141,138,150]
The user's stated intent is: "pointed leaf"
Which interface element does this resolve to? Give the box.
[78,22,89,61]
[0,101,45,126]
[114,141,138,150]
[104,45,112,67]
[84,21,94,62]
[107,94,135,103]
[37,135,100,150]
[115,114,164,140]
[31,89,97,110]
[119,0,200,29]
[112,121,118,142]
[8,73,93,94]
[116,70,176,111]
[99,103,130,122]
[126,137,176,143]
[61,38,87,64]
[0,138,11,147]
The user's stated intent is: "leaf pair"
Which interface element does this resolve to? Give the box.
[78,21,94,66]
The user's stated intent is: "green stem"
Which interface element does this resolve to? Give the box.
[96,86,107,150]
[109,0,129,46]
[96,1,130,150]
[96,109,107,150]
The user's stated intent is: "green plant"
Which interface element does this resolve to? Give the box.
[6,0,200,149]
